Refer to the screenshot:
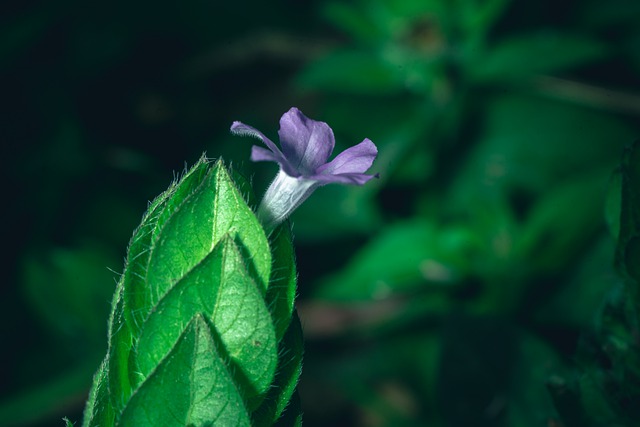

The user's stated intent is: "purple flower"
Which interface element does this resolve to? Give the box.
[231,107,378,230]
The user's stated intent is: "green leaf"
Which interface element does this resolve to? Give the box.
[266,225,298,342]
[297,49,405,94]
[135,236,277,407]
[253,314,304,427]
[450,94,634,202]
[322,0,448,45]
[504,331,562,426]
[21,243,118,343]
[577,372,619,425]
[119,315,251,426]
[458,0,510,38]
[80,157,302,426]
[144,160,271,308]
[83,359,116,427]
[516,170,610,273]
[551,140,640,426]
[535,236,616,329]
[314,220,478,301]
[470,32,607,81]
[322,2,383,45]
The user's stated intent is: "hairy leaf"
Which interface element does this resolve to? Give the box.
[80,157,302,426]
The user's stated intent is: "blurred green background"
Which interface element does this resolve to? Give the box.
[2,0,640,426]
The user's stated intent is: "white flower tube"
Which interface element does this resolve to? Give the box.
[257,169,318,231]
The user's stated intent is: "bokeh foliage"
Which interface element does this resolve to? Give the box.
[2,0,639,426]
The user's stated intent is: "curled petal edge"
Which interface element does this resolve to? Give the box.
[232,121,297,176]
[310,172,378,186]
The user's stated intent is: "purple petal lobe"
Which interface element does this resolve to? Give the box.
[309,172,377,186]
[250,146,279,163]
[230,121,284,158]
[231,121,298,176]
[278,107,335,175]
[316,138,377,175]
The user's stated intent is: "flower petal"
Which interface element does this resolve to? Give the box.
[309,171,378,186]
[316,138,377,175]
[231,121,284,158]
[278,107,335,175]
[231,121,298,176]
[251,145,280,163]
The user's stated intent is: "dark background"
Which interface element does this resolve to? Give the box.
[2,0,640,425]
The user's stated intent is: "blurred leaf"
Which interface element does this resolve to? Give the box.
[394,143,434,183]
[0,7,53,68]
[451,95,634,206]
[505,331,562,426]
[437,319,560,426]
[0,361,96,427]
[21,242,118,343]
[458,0,511,41]
[578,371,620,425]
[470,32,607,81]
[322,2,383,45]
[536,236,617,329]
[516,170,609,273]
[437,315,517,427]
[551,140,640,427]
[315,97,435,185]
[449,95,633,316]
[293,184,381,241]
[314,220,479,301]
[302,330,443,426]
[580,0,640,28]
[298,37,445,95]
[297,49,405,94]
[371,0,446,25]
[323,0,448,44]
